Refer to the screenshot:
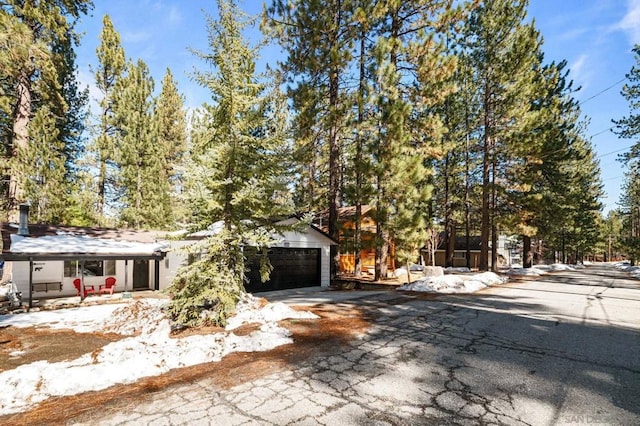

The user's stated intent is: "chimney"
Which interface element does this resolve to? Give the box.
[17,203,30,236]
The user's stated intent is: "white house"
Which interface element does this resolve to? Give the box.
[1,223,170,307]
[1,216,336,306]
[176,217,337,293]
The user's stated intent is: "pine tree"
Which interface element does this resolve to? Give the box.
[369,0,459,279]
[92,14,125,220]
[0,0,92,221]
[465,0,541,271]
[432,29,480,269]
[56,28,91,224]
[155,68,187,224]
[266,0,355,278]
[18,104,67,222]
[613,44,640,263]
[167,0,293,327]
[342,0,377,278]
[613,44,640,162]
[112,59,170,229]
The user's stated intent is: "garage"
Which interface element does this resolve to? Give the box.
[244,247,321,293]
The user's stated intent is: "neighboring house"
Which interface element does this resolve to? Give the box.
[314,205,395,276]
[429,234,515,268]
[429,235,482,269]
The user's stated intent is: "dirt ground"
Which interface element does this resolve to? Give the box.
[0,327,122,372]
[0,303,373,426]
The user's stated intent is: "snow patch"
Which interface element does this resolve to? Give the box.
[398,271,507,293]
[0,295,317,415]
[226,294,318,330]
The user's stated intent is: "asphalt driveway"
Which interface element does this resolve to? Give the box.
[70,264,640,425]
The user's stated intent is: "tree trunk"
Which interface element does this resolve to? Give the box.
[136,164,142,229]
[490,153,498,271]
[491,223,498,271]
[523,235,532,268]
[464,82,472,270]
[8,70,32,221]
[374,186,389,281]
[327,5,342,280]
[446,219,455,268]
[375,221,389,280]
[97,158,106,217]
[480,128,491,270]
[354,23,366,279]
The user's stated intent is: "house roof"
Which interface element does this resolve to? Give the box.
[184,218,338,245]
[1,223,168,261]
[276,217,339,245]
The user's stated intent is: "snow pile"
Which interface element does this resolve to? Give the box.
[103,299,168,335]
[0,296,318,416]
[226,293,318,330]
[505,263,580,276]
[2,303,124,333]
[398,271,507,293]
[506,267,545,276]
[614,262,640,279]
[445,267,471,274]
[547,263,577,271]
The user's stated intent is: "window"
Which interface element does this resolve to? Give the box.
[453,252,466,259]
[64,260,116,277]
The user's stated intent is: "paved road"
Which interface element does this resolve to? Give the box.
[73,264,639,425]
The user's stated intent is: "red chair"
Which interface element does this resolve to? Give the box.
[98,277,117,295]
[73,278,95,298]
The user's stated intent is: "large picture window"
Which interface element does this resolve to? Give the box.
[64,260,116,277]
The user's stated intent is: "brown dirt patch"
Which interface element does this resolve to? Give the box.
[0,326,120,372]
[0,303,371,426]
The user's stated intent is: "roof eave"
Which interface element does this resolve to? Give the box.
[1,251,167,261]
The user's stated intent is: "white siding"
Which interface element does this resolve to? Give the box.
[272,229,334,287]
[11,259,148,299]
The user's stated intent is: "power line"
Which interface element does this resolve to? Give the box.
[579,77,627,106]
[590,126,614,138]
[597,144,636,159]
[601,175,623,182]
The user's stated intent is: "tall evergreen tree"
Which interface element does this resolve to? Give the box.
[465,0,541,271]
[113,59,169,229]
[0,0,92,221]
[167,0,293,327]
[342,0,377,278]
[56,29,91,224]
[613,44,640,163]
[155,68,187,224]
[92,14,125,220]
[266,0,355,278]
[613,44,640,264]
[369,0,459,279]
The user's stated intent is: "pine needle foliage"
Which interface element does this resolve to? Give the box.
[166,0,293,327]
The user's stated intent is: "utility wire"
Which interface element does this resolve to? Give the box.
[590,126,615,138]
[579,77,627,106]
[598,144,636,159]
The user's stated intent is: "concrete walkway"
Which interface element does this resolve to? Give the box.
[71,264,640,425]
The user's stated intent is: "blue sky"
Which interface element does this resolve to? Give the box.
[74,1,640,215]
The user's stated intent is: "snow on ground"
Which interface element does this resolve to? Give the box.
[505,263,583,277]
[0,295,318,416]
[398,271,508,293]
[445,267,471,274]
[613,261,640,279]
